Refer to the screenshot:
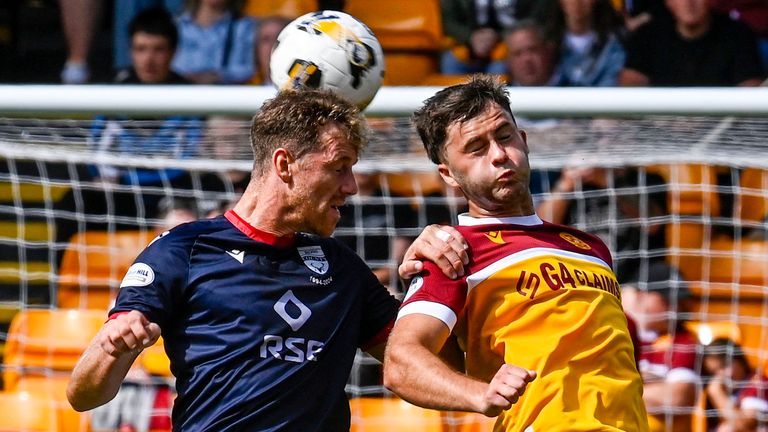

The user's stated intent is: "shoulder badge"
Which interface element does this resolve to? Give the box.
[559,232,592,250]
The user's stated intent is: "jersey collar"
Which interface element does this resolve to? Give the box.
[224,210,296,248]
[457,212,543,227]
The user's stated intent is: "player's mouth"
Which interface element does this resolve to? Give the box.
[497,169,516,181]
[330,201,345,215]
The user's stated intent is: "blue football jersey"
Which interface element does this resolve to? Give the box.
[111,210,399,431]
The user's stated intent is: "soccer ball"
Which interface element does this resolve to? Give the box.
[270,10,385,109]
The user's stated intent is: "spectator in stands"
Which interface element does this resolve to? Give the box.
[440,0,519,75]
[90,7,203,188]
[544,0,627,87]
[58,0,101,83]
[156,197,199,233]
[254,15,291,86]
[504,20,556,86]
[205,115,251,190]
[113,0,185,73]
[172,0,256,84]
[711,0,768,70]
[622,260,699,432]
[620,0,765,86]
[536,165,667,280]
[702,338,768,432]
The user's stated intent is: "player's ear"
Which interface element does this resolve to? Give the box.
[437,163,460,189]
[520,129,529,154]
[273,147,295,183]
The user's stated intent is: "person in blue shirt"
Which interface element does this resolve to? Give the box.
[67,89,469,431]
[545,0,627,87]
[90,7,203,187]
[172,0,257,84]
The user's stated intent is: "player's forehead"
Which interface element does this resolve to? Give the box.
[447,104,516,143]
[316,122,359,164]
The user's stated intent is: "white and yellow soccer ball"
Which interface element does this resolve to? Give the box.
[269,10,385,109]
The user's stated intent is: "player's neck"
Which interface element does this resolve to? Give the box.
[467,196,535,219]
[232,184,297,237]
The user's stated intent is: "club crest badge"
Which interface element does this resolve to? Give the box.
[298,246,329,275]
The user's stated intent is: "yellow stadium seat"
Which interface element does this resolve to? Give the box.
[671,235,768,298]
[345,0,442,51]
[440,411,497,431]
[242,0,316,19]
[738,168,768,225]
[349,397,442,431]
[345,0,442,85]
[16,376,91,432]
[689,298,768,372]
[691,391,707,432]
[3,308,105,390]
[58,230,152,309]
[141,337,173,378]
[683,321,742,346]
[381,52,440,86]
[0,390,60,431]
[420,74,475,87]
[382,172,444,197]
[648,164,721,216]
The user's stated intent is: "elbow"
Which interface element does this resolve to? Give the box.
[66,386,92,412]
[66,380,113,412]
[382,347,407,394]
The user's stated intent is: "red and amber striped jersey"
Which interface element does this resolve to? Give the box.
[400,213,648,432]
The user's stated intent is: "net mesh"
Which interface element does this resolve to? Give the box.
[0,113,767,430]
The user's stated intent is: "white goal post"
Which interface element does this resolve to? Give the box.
[1,85,768,117]
[0,85,766,430]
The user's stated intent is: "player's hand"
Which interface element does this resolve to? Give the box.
[478,365,537,417]
[399,225,469,280]
[98,310,161,357]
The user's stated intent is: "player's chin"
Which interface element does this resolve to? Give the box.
[317,211,341,237]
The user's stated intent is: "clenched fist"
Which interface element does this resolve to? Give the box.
[98,310,161,357]
[479,364,537,417]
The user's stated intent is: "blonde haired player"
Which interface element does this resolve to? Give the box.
[384,75,649,431]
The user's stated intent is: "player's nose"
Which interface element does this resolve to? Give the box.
[341,170,358,195]
[489,140,509,165]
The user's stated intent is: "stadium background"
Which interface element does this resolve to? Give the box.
[0,1,767,431]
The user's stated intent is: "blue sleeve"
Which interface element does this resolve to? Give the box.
[109,231,191,330]
[220,17,256,84]
[118,116,202,185]
[594,35,626,87]
[343,247,399,347]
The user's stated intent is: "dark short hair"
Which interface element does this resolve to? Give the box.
[625,260,690,305]
[249,89,367,177]
[702,338,752,376]
[413,75,515,164]
[504,19,546,42]
[129,7,179,51]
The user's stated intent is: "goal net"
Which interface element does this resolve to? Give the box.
[0,90,766,431]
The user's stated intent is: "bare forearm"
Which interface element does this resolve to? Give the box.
[644,381,696,411]
[384,340,485,412]
[536,180,574,224]
[68,310,161,411]
[67,341,140,411]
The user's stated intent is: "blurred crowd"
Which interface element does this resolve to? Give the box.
[0,0,765,86]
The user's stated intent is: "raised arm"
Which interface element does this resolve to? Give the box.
[67,310,161,412]
[383,314,536,416]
